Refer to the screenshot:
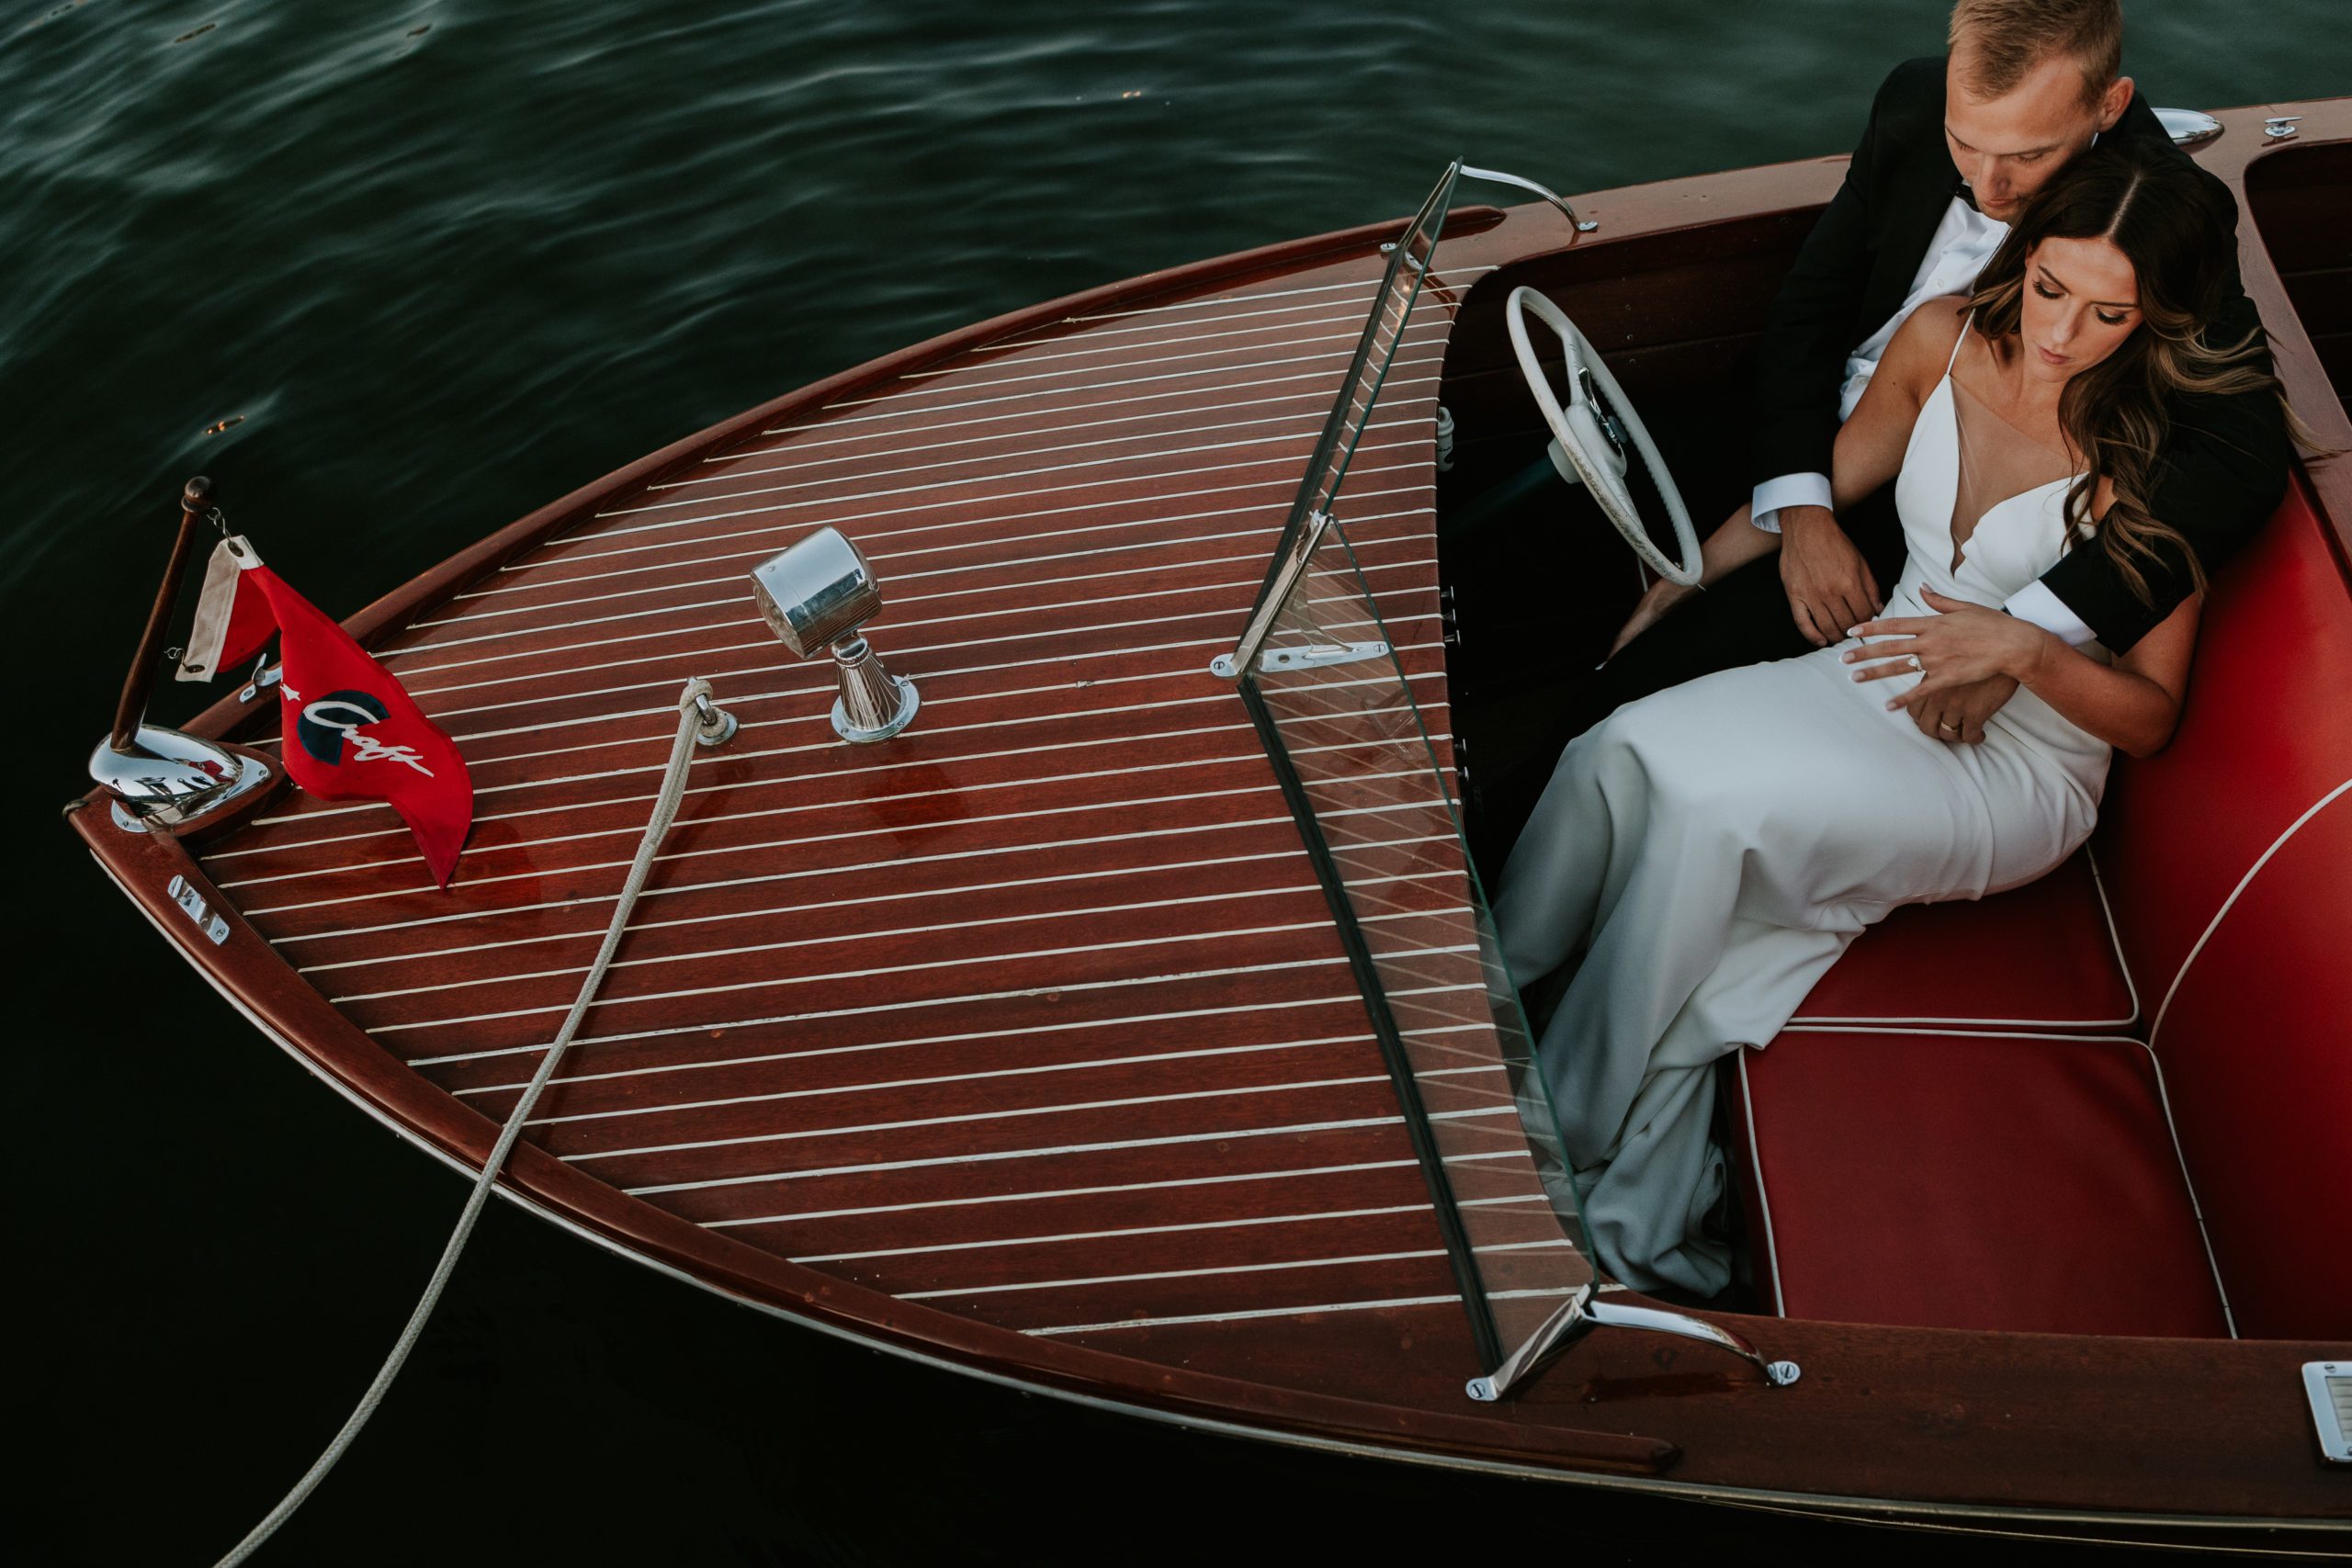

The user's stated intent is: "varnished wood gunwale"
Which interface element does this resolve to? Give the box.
[72,99,2352,1536]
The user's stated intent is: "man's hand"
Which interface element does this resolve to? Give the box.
[1900,672,2016,743]
[1779,505,1883,647]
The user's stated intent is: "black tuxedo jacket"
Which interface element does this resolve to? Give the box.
[1750,56,2290,652]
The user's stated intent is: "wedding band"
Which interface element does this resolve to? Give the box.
[1939,720,1960,732]
[1906,655,1924,672]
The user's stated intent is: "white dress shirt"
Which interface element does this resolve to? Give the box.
[1749,190,2098,648]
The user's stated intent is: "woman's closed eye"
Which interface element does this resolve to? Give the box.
[2033,281,2129,325]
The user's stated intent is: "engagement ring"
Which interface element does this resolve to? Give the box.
[1906,654,1923,672]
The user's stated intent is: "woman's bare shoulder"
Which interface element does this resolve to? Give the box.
[1883,295,1972,389]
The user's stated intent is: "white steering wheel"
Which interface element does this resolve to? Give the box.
[1504,285,1703,585]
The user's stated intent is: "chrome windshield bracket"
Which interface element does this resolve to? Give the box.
[1465,1285,1800,1402]
[1458,165,1600,233]
[1210,639,1386,679]
[1212,509,1335,681]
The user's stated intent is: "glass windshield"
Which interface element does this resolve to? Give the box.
[1222,165,1597,1377]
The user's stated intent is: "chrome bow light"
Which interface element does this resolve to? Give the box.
[749,526,920,743]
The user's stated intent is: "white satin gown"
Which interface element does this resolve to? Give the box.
[1492,320,2114,1295]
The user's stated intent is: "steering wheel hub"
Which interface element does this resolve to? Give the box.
[1505,285,1702,585]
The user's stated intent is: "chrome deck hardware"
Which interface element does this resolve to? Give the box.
[1210,510,1394,679]
[750,527,921,743]
[1458,165,1600,233]
[2307,1362,2350,1464]
[2265,115,2303,141]
[1465,1284,1800,1401]
[88,477,282,836]
[689,687,739,748]
[2154,107,2224,148]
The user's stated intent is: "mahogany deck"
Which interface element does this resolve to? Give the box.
[185,250,1583,1354]
[71,101,2352,1540]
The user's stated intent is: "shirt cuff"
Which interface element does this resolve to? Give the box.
[2003,579,2099,648]
[1750,472,1834,534]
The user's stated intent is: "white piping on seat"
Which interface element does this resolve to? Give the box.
[1733,1052,1788,1318]
[1787,845,2137,1032]
[2135,778,2350,1340]
[2147,778,2352,1046]
[1746,1026,2233,1336]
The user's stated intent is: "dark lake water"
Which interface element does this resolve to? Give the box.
[12,4,2344,1562]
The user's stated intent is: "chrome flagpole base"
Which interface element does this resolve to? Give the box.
[829,636,920,743]
[91,725,282,837]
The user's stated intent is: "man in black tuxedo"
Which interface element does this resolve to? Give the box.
[1476,0,2287,868]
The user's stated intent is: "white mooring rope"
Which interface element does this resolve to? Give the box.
[217,678,727,1566]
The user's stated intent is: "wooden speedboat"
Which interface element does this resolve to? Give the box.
[72,97,2350,1551]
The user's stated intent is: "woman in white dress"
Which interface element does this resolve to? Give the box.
[1491,140,2304,1296]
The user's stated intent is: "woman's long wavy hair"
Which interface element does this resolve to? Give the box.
[1965,138,2304,607]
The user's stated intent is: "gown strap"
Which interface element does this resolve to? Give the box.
[1942,307,1975,378]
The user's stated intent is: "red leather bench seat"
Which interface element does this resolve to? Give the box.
[1728,1028,2227,1337]
[2138,784,2351,1340]
[1725,474,2352,1340]
[1789,849,2134,1032]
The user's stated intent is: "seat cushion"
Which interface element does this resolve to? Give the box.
[1727,1027,2228,1337]
[2147,785,2352,1341]
[2095,473,2352,1010]
[1789,849,2135,1032]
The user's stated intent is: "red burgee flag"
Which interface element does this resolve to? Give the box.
[176,536,474,886]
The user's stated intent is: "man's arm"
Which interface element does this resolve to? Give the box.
[1747,62,1941,642]
[2026,315,2289,650]
[2017,164,2290,653]
[1749,59,1934,509]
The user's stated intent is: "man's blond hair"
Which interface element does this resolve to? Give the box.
[1949,0,2123,107]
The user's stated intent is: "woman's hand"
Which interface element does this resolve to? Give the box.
[1842,587,2056,704]
[1606,577,1702,660]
